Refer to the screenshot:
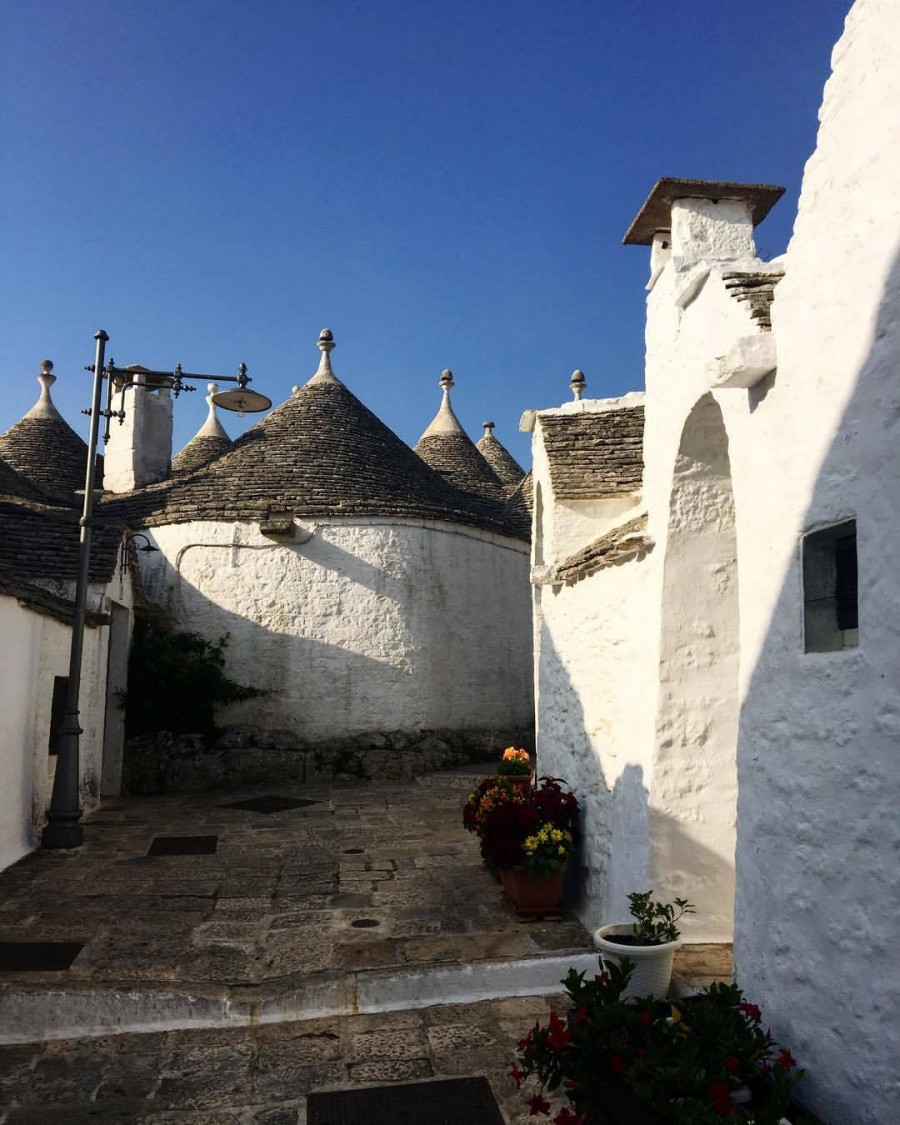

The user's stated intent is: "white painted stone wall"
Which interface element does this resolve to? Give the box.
[531,408,657,931]
[138,518,533,739]
[0,594,110,871]
[731,3,900,1120]
[533,1,898,1118]
[104,375,173,492]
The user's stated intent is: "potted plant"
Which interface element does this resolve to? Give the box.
[501,820,575,914]
[595,891,695,1000]
[497,746,533,790]
[510,958,805,1125]
[464,777,580,914]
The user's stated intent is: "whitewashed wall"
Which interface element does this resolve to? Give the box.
[533,1,898,1118]
[531,411,657,930]
[139,517,533,739]
[732,2,900,1120]
[0,594,110,871]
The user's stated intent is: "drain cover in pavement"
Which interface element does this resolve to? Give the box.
[220,795,319,814]
[0,941,85,971]
[308,1077,504,1125]
[148,835,218,856]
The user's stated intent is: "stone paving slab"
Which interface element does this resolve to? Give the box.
[0,778,596,1042]
[0,994,568,1124]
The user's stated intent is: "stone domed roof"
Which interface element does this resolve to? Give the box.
[115,332,525,541]
[171,383,233,473]
[413,371,504,499]
[0,364,95,500]
[0,455,46,503]
[476,422,526,485]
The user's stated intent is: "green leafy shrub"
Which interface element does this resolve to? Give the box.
[122,615,266,739]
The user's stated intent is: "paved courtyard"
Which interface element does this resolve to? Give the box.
[0,773,730,1122]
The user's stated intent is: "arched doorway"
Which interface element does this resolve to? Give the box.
[650,395,739,942]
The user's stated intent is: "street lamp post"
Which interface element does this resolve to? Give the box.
[41,330,271,850]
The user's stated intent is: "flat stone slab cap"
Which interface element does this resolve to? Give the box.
[623,178,786,245]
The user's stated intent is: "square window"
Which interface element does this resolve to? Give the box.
[803,520,858,652]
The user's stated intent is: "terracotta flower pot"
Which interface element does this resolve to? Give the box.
[501,865,564,915]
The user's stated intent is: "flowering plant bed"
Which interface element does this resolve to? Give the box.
[511,958,805,1125]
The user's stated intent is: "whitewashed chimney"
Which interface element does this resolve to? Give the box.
[103,367,174,492]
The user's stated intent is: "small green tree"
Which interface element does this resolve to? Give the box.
[123,614,266,739]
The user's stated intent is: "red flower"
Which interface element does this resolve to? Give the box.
[546,1010,572,1052]
[509,1063,526,1089]
[594,971,610,986]
[776,1047,796,1071]
[638,1012,653,1027]
[723,1055,740,1072]
[608,1054,626,1073]
[739,1001,762,1024]
[517,1029,534,1051]
[707,1082,736,1116]
[573,1004,591,1025]
[528,1093,551,1116]
[553,1110,585,1125]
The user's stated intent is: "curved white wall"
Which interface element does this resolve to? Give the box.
[139,517,533,740]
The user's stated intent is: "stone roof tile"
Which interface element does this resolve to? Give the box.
[555,513,652,584]
[476,424,526,485]
[0,500,120,585]
[540,405,644,500]
[0,366,97,500]
[106,374,526,542]
[722,270,784,331]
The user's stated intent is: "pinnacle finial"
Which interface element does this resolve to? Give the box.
[482,421,495,436]
[439,369,454,391]
[25,358,63,420]
[310,327,339,384]
[37,360,57,394]
[570,369,586,401]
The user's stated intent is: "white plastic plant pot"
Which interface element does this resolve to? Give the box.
[594,924,681,1000]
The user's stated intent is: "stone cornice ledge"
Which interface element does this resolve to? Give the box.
[708,333,777,389]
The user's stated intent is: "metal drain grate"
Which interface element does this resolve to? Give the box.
[220,795,319,814]
[148,835,218,856]
[308,1077,504,1125]
[0,941,85,972]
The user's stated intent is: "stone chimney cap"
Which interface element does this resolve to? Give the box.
[623,178,785,246]
[482,421,495,435]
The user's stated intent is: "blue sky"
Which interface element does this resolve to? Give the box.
[1,0,850,466]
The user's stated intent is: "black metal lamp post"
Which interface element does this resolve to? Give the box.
[41,330,271,850]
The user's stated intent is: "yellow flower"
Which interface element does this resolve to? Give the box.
[558,846,565,855]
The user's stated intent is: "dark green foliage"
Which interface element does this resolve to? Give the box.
[122,615,265,738]
[627,891,696,946]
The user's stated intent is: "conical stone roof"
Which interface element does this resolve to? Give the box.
[414,371,504,500]
[0,455,47,503]
[172,383,233,473]
[115,332,525,540]
[0,364,93,500]
[476,422,526,486]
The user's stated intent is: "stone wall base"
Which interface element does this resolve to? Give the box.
[122,726,535,794]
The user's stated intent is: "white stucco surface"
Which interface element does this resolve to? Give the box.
[139,518,533,739]
[532,2,899,1119]
[731,3,900,1120]
[0,594,110,871]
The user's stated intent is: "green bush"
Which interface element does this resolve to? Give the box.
[122,615,265,739]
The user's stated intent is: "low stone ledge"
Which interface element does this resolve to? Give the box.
[123,726,535,794]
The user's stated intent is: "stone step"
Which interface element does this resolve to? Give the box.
[0,950,600,1045]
